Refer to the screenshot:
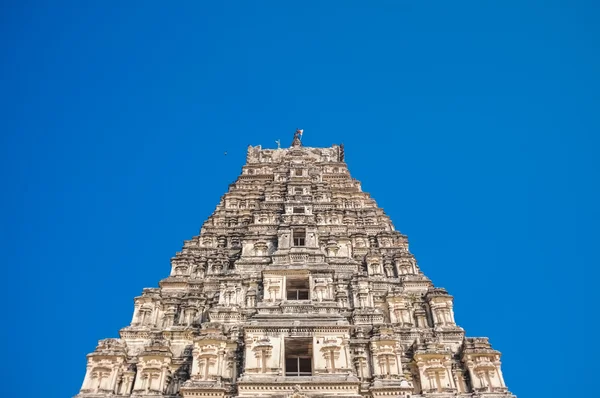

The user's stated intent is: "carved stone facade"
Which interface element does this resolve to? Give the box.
[76,132,514,398]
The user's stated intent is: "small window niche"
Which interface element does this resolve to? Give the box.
[293,228,306,246]
[286,278,310,300]
[293,207,305,214]
[294,187,303,195]
[294,169,303,177]
[285,338,312,376]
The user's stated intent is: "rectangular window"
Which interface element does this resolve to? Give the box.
[293,207,304,214]
[285,338,312,376]
[295,169,303,176]
[294,187,303,194]
[286,278,310,300]
[293,228,306,246]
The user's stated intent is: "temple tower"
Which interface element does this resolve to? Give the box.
[76,131,514,398]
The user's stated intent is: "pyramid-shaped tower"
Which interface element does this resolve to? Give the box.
[77,131,514,398]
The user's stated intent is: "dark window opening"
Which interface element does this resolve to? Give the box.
[285,338,312,376]
[295,169,303,176]
[294,187,303,194]
[287,278,310,300]
[293,228,306,246]
[293,207,304,214]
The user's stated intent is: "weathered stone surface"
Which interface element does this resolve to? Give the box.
[76,131,515,398]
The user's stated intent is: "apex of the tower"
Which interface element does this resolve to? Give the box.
[291,128,303,147]
[246,130,346,164]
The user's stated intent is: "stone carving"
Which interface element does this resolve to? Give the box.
[76,133,514,398]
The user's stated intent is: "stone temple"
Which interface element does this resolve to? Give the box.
[76,131,514,398]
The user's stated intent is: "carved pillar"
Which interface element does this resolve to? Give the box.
[144,372,150,394]
[81,364,92,390]
[120,372,135,395]
[131,305,140,325]
[109,365,119,393]
[495,360,507,387]
[466,363,476,391]
[453,368,467,393]
[217,348,225,378]
[92,371,99,393]
[388,303,397,323]
[414,307,428,328]
[201,359,209,380]
[395,342,403,376]
[342,338,351,370]
[253,337,273,374]
[321,338,341,373]
[445,360,455,390]
[152,306,159,325]
[384,258,394,277]
[159,366,167,393]
[132,367,143,392]
[357,357,366,379]
[260,350,267,373]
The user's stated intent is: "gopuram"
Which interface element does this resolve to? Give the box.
[76,130,514,398]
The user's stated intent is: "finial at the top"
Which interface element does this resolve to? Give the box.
[291,129,303,147]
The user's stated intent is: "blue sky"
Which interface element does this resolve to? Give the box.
[1,1,597,396]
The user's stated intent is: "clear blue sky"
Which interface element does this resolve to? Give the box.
[1,1,597,396]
